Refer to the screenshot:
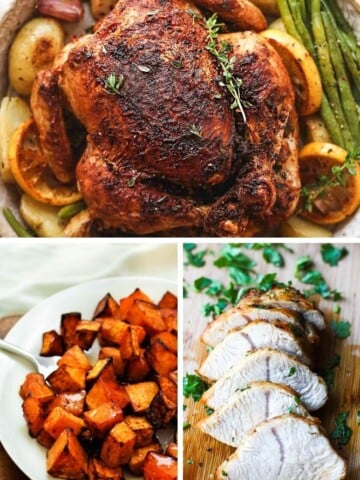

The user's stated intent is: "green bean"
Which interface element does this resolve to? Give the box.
[58,200,86,220]
[322,11,360,145]
[298,0,307,23]
[277,0,303,43]
[288,0,315,56]
[3,208,34,237]
[311,0,354,150]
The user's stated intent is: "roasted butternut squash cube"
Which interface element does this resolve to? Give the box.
[160,308,178,333]
[61,312,82,350]
[86,358,112,384]
[146,391,176,429]
[20,373,55,404]
[147,338,177,376]
[47,365,86,393]
[124,382,159,413]
[57,345,92,371]
[88,458,124,480]
[86,377,129,411]
[43,406,85,439]
[131,325,147,345]
[37,428,54,448]
[166,442,178,459]
[47,391,86,417]
[143,452,177,480]
[124,415,154,447]
[169,371,177,385]
[73,320,101,350]
[151,332,177,354]
[22,396,45,437]
[158,376,177,405]
[93,293,120,320]
[47,428,87,479]
[128,300,166,335]
[158,291,177,310]
[129,442,162,475]
[100,422,136,467]
[99,319,130,346]
[40,330,64,357]
[118,288,152,321]
[99,347,124,377]
[126,350,151,382]
[84,402,124,437]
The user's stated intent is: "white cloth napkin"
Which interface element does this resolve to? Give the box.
[0,242,177,316]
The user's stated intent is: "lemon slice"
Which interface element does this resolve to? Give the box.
[299,142,360,224]
[260,29,322,116]
[9,118,81,206]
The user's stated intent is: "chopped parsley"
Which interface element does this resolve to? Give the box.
[245,243,293,267]
[184,244,208,267]
[288,367,296,377]
[333,304,341,314]
[295,256,343,300]
[330,412,353,446]
[319,354,341,390]
[183,421,191,430]
[205,406,214,415]
[321,244,348,266]
[330,320,351,339]
[221,470,228,477]
[194,277,223,296]
[183,374,208,401]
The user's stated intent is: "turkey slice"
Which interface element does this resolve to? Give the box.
[198,321,312,382]
[202,348,327,411]
[197,381,312,447]
[216,414,346,480]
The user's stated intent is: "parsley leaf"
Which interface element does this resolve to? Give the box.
[319,354,341,390]
[183,421,191,430]
[321,244,348,266]
[288,367,296,377]
[194,277,223,295]
[184,244,208,267]
[295,256,343,300]
[183,374,208,401]
[214,245,256,285]
[330,320,351,339]
[330,412,353,446]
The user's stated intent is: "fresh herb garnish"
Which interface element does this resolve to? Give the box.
[321,244,348,266]
[189,124,203,138]
[187,459,194,464]
[214,245,256,285]
[103,72,124,95]
[301,148,360,212]
[330,412,353,446]
[245,243,293,267]
[319,354,341,390]
[183,421,191,430]
[330,320,351,339]
[184,244,208,267]
[288,367,296,377]
[172,60,183,69]
[221,470,228,477]
[333,304,341,314]
[194,277,223,296]
[205,14,247,123]
[357,411,360,425]
[183,374,208,401]
[205,406,214,415]
[295,256,343,300]
[294,396,301,404]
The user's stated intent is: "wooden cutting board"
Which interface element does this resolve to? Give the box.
[183,243,360,479]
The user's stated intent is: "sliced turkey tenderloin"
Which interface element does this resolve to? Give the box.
[202,348,327,411]
[197,381,312,447]
[216,414,346,480]
[198,321,312,382]
[201,305,319,347]
[241,286,325,330]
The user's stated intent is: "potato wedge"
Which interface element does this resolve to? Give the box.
[280,216,333,238]
[305,115,332,143]
[0,96,31,183]
[20,194,64,238]
[9,18,64,96]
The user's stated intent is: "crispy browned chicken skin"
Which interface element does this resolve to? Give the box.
[31,0,300,236]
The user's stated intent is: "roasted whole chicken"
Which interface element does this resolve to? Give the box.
[31,0,300,236]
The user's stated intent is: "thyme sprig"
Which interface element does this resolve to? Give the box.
[301,148,360,212]
[205,13,247,123]
[103,72,124,95]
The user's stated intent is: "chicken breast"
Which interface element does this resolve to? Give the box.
[202,348,327,411]
[241,286,326,330]
[197,381,312,447]
[201,305,319,347]
[216,415,347,480]
[198,321,312,382]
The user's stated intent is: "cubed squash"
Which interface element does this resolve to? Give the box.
[158,291,177,310]
[93,293,120,320]
[124,382,159,413]
[43,406,85,439]
[22,396,45,437]
[99,347,124,377]
[40,330,64,357]
[47,428,87,479]
[124,415,154,447]
[20,373,55,404]
[100,422,136,467]
[129,442,162,475]
[118,288,152,321]
[143,452,177,480]
[73,320,101,350]
[84,402,124,437]
[88,457,124,480]
[147,338,177,376]
[47,391,86,417]
[57,345,92,371]
[47,365,86,393]
[61,312,82,350]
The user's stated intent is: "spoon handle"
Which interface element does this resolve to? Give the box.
[0,338,38,371]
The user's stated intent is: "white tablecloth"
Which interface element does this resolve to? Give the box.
[0,242,177,316]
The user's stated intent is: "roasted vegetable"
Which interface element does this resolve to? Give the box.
[100,422,136,467]
[47,429,88,479]
[40,330,64,357]
[37,0,84,22]
[143,452,177,480]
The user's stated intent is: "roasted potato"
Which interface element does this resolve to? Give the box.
[20,194,65,237]
[9,18,65,95]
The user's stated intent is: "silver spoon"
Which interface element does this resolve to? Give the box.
[0,338,59,377]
